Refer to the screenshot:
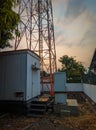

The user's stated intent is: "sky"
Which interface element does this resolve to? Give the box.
[1,0,96,70]
[52,0,96,69]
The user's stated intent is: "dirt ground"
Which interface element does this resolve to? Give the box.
[0,93,96,130]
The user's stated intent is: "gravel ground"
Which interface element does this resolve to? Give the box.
[0,93,96,130]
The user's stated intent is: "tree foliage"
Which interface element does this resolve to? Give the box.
[58,55,86,82]
[0,0,20,48]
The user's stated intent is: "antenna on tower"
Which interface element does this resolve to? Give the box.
[14,0,57,96]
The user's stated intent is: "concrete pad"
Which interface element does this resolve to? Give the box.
[54,99,79,116]
[67,99,78,106]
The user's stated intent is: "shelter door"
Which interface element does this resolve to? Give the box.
[32,70,38,97]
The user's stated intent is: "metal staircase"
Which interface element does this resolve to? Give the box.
[27,95,54,117]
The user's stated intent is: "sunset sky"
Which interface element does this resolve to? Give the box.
[1,0,96,70]
[52,0,96,69]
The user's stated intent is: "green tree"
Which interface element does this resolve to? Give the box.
[58,55,86,82]
[0,0,20,48]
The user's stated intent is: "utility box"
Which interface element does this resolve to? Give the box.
[0,49,40,113]
[55,93,67,104]
[54,72,67,104]
[54,72,66,92]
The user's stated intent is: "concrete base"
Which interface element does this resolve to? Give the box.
[0,100,27,114]
[66,99,79,116]
[54,99,79,116]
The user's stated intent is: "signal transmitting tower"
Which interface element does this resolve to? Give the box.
[15,0,57,95]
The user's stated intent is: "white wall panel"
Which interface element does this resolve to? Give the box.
[66,83,83,92]
[83,84,96,103]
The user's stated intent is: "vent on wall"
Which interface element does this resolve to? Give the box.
[15,92,24,98]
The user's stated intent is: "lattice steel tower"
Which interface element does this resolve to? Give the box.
[14,0,57,95]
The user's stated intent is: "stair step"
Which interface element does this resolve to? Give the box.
[31,103,46,107]
[26,96,54,117]
[29,108,46,112]
[27,113,43,117]
[31,101,47,104]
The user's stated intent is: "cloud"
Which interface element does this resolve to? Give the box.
[77,11,96,47]
[65,0,86,23]
[53,0,67,4]
[53,0,96,68]
[54,6,96,48]
[79,25,96,47]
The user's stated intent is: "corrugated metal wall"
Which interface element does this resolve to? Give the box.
[0,52,26,101]
[0,50,40,102]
